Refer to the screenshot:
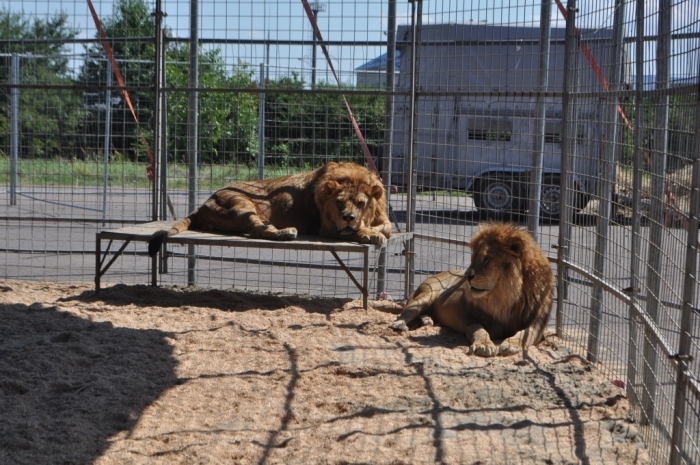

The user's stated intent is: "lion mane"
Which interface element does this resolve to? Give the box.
[147,161,392,257]
[389,222,554,357]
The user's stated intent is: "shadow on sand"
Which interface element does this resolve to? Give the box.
[0,300,178,464]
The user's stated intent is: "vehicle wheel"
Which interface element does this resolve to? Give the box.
[539,175,589,221]
[539,176,562,221]
[474,176,515,219]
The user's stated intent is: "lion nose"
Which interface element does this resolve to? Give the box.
[466,268,475,280]
[342,212,355,222]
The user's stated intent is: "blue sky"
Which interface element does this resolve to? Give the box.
[5,0,699,83]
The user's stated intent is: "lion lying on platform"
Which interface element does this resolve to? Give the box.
[389,222,554,357]
[148,162,392,257]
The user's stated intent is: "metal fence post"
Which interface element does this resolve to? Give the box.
[102,59,113,226]
[9,53,19,206]
[187,0,200,286]
[669,57,700,465]
[377,0,396,297]
[153,0,168,280]
[630,0,647,423]
[403,0,421,299]
[526,0,552,238]
[556,0,579,336]
[258,63,266,181]
[587,0,626,364]
[641,0,672,427]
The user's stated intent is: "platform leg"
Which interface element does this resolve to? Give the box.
[151,254,158,287]
[363,248,369,309]
[95,236,101,294]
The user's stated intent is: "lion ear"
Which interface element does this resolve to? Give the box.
[507,236,524,256]
[322,180,340,196]
[367,183,385,200]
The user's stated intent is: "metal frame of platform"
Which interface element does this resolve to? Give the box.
[95,221,411,308]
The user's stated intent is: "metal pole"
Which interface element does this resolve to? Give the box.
[669,54,700,465]
[152,1,163,224]
[556,0,579,336]
[627,0,645,410]
[311,12,317,87]
[161,37,170,276]
[377,0,396,297]
[587,0,626,363]
[9,53,19,206]
[258,62,266,180]
[159,67,169,225]
[404,0,421,298]
[526,0,552,238]
[153,0,168,277]
[187,0,199,286]
[102,59,113,226]
[641,0,672,427]
[310,3,325,87]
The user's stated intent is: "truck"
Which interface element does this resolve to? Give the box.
[390,23,625,219]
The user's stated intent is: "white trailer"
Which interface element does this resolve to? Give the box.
[390,23,624,219]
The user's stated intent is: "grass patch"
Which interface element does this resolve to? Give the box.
[0,157,306,190]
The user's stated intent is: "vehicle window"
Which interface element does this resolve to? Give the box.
[544,121,585,145]
[467,119,512,142]
[544,121,562,144]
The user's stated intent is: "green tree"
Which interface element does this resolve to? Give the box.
[78,0,158,161]
[166,47,258,164]
[220,62,259,164]
[264,75,385,168]
[0,7,83,159]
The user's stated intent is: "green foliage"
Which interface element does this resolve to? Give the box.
[0,7,84,159]
[264,76,386,167]
[1,2,388,171]
[620,92,697,172]
[165,49,258,164]
[77,0,158,162]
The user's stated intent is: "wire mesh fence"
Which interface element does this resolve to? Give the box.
[1,0,699,463]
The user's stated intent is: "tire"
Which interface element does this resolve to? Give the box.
[474,176,517,219]
[539,176,562,221]
[538,175,589,221]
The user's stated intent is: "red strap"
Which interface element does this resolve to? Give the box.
[300,0,379,175]
[87,0,155,181]
[554,0,632,132]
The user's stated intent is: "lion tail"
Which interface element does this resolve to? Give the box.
[147,215,195,257]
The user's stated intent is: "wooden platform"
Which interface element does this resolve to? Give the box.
[95,221,412,308]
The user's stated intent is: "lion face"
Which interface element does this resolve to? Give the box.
[466,224,525,307]
[318,180,381,235]
[314,162,387,239]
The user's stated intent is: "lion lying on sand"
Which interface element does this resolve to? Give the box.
[148,162,392,257]
[389,222,554,357]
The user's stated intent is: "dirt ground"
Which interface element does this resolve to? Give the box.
[1,280,649,465]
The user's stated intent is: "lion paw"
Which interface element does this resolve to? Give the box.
[470,341,499,357]
[368,233,387,247]
[276,228,298,240]
[498,340,523,356]
[419,315,434,327]
[388,319,409,332]
[357,231,386,248]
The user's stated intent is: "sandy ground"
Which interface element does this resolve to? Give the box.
[0,280,649,465]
